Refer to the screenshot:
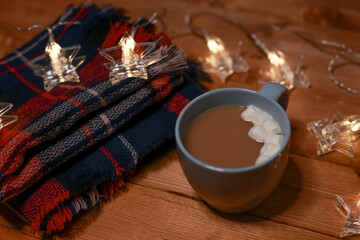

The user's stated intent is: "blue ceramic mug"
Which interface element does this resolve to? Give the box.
[175,82,290,213]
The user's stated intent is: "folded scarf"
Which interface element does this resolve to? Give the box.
[9,81,202,234]
[0,4,186,200]
[0,3,204,234]
[0,3,127,190]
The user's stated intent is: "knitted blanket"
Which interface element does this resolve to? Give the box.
[0,3,204,234]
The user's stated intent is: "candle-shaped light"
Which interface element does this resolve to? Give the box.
[267,50,285,67]
[100,32,148,84]
[29,23,85,92]
[207,36,226,54]
[202,33,248,83]
[205,34,233,83]
[46,40,64,75]
[120,33,137,65]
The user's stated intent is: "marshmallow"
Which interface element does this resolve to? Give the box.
[241,104,284,167]
[240,105,258,121]
[252,110,272,126]
[264,134,283,145]
[260,143,281,157]
[248,126,267,142]
[241,105,272,126]
[264,119,281,134]
[255,155,269,165]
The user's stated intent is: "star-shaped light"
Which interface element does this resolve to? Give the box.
[0,102,18,130]
[201,32,249,83]
[259,50,310,90]
[336,194,360,238]
[28,27,85,92]
[306,107,360,157]
[99,32,157,84]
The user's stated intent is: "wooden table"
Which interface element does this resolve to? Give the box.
[1,0,360,239]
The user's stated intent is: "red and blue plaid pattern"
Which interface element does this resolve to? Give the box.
[0,3,204,234]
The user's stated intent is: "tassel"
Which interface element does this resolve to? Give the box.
[146,46,187,78]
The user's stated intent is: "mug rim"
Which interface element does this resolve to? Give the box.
[175,87,291,173]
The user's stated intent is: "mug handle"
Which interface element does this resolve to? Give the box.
[258,82,290,111]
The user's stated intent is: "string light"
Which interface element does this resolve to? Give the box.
[336,194,360,238]
[328,48,360,95]
[0,102,17,130]
[100,10,188,84]
[306,108,360,157]
[271,25,360,94]
[99,32,150,84]
[184,9,249,83]
[130,8,167,37]
[28,22,85,91]
[205,1,310,89]
[0,21,85,92]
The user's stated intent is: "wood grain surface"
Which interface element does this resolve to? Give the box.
[0,0,360,239]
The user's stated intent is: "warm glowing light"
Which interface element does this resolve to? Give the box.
[206,36,225,54]
[267,50,285,67]
[99,32,149,84]
[307,111,360,158]
[119,33,137,65]
[351,122,360,132]
[23,22,85,92]
[45,41,63,74]
[202,34,249,83]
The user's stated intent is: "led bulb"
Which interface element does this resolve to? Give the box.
[119,32,137,65]
[29,26,85,92]
[260,50,310,90]
[267,50,285,67]
[203,34,248,83]
[100,32,148,84]
[307,110,360,157]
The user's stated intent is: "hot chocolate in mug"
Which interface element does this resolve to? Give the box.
[175,82,290,213]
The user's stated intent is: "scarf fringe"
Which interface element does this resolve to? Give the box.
[100,177,125,200]
[46,206,73,234]
[30,189,70,233]
[46,187,101,234]
[43,177,125,234]
[147,46,187,78]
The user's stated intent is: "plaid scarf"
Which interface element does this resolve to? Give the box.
[0,3,204,234]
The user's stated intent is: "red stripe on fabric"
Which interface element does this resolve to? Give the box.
[0,49,47,76]
[68,97,88,115]
[0,62,26,77]
[100,146,124,176]
[0,155,42,199]
[0,93,69,145]
[164,93,190,116]
[0,131,33,175]
[1,60,44,95]
[81,125,94,145]
[56,6,90,41]
[151,75,171,101]
[17,177,69,231]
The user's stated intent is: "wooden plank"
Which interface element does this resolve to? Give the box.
[0,225,38,240]
[131,149,360,237]
[52,183,337,240]
[0,204,42,239]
